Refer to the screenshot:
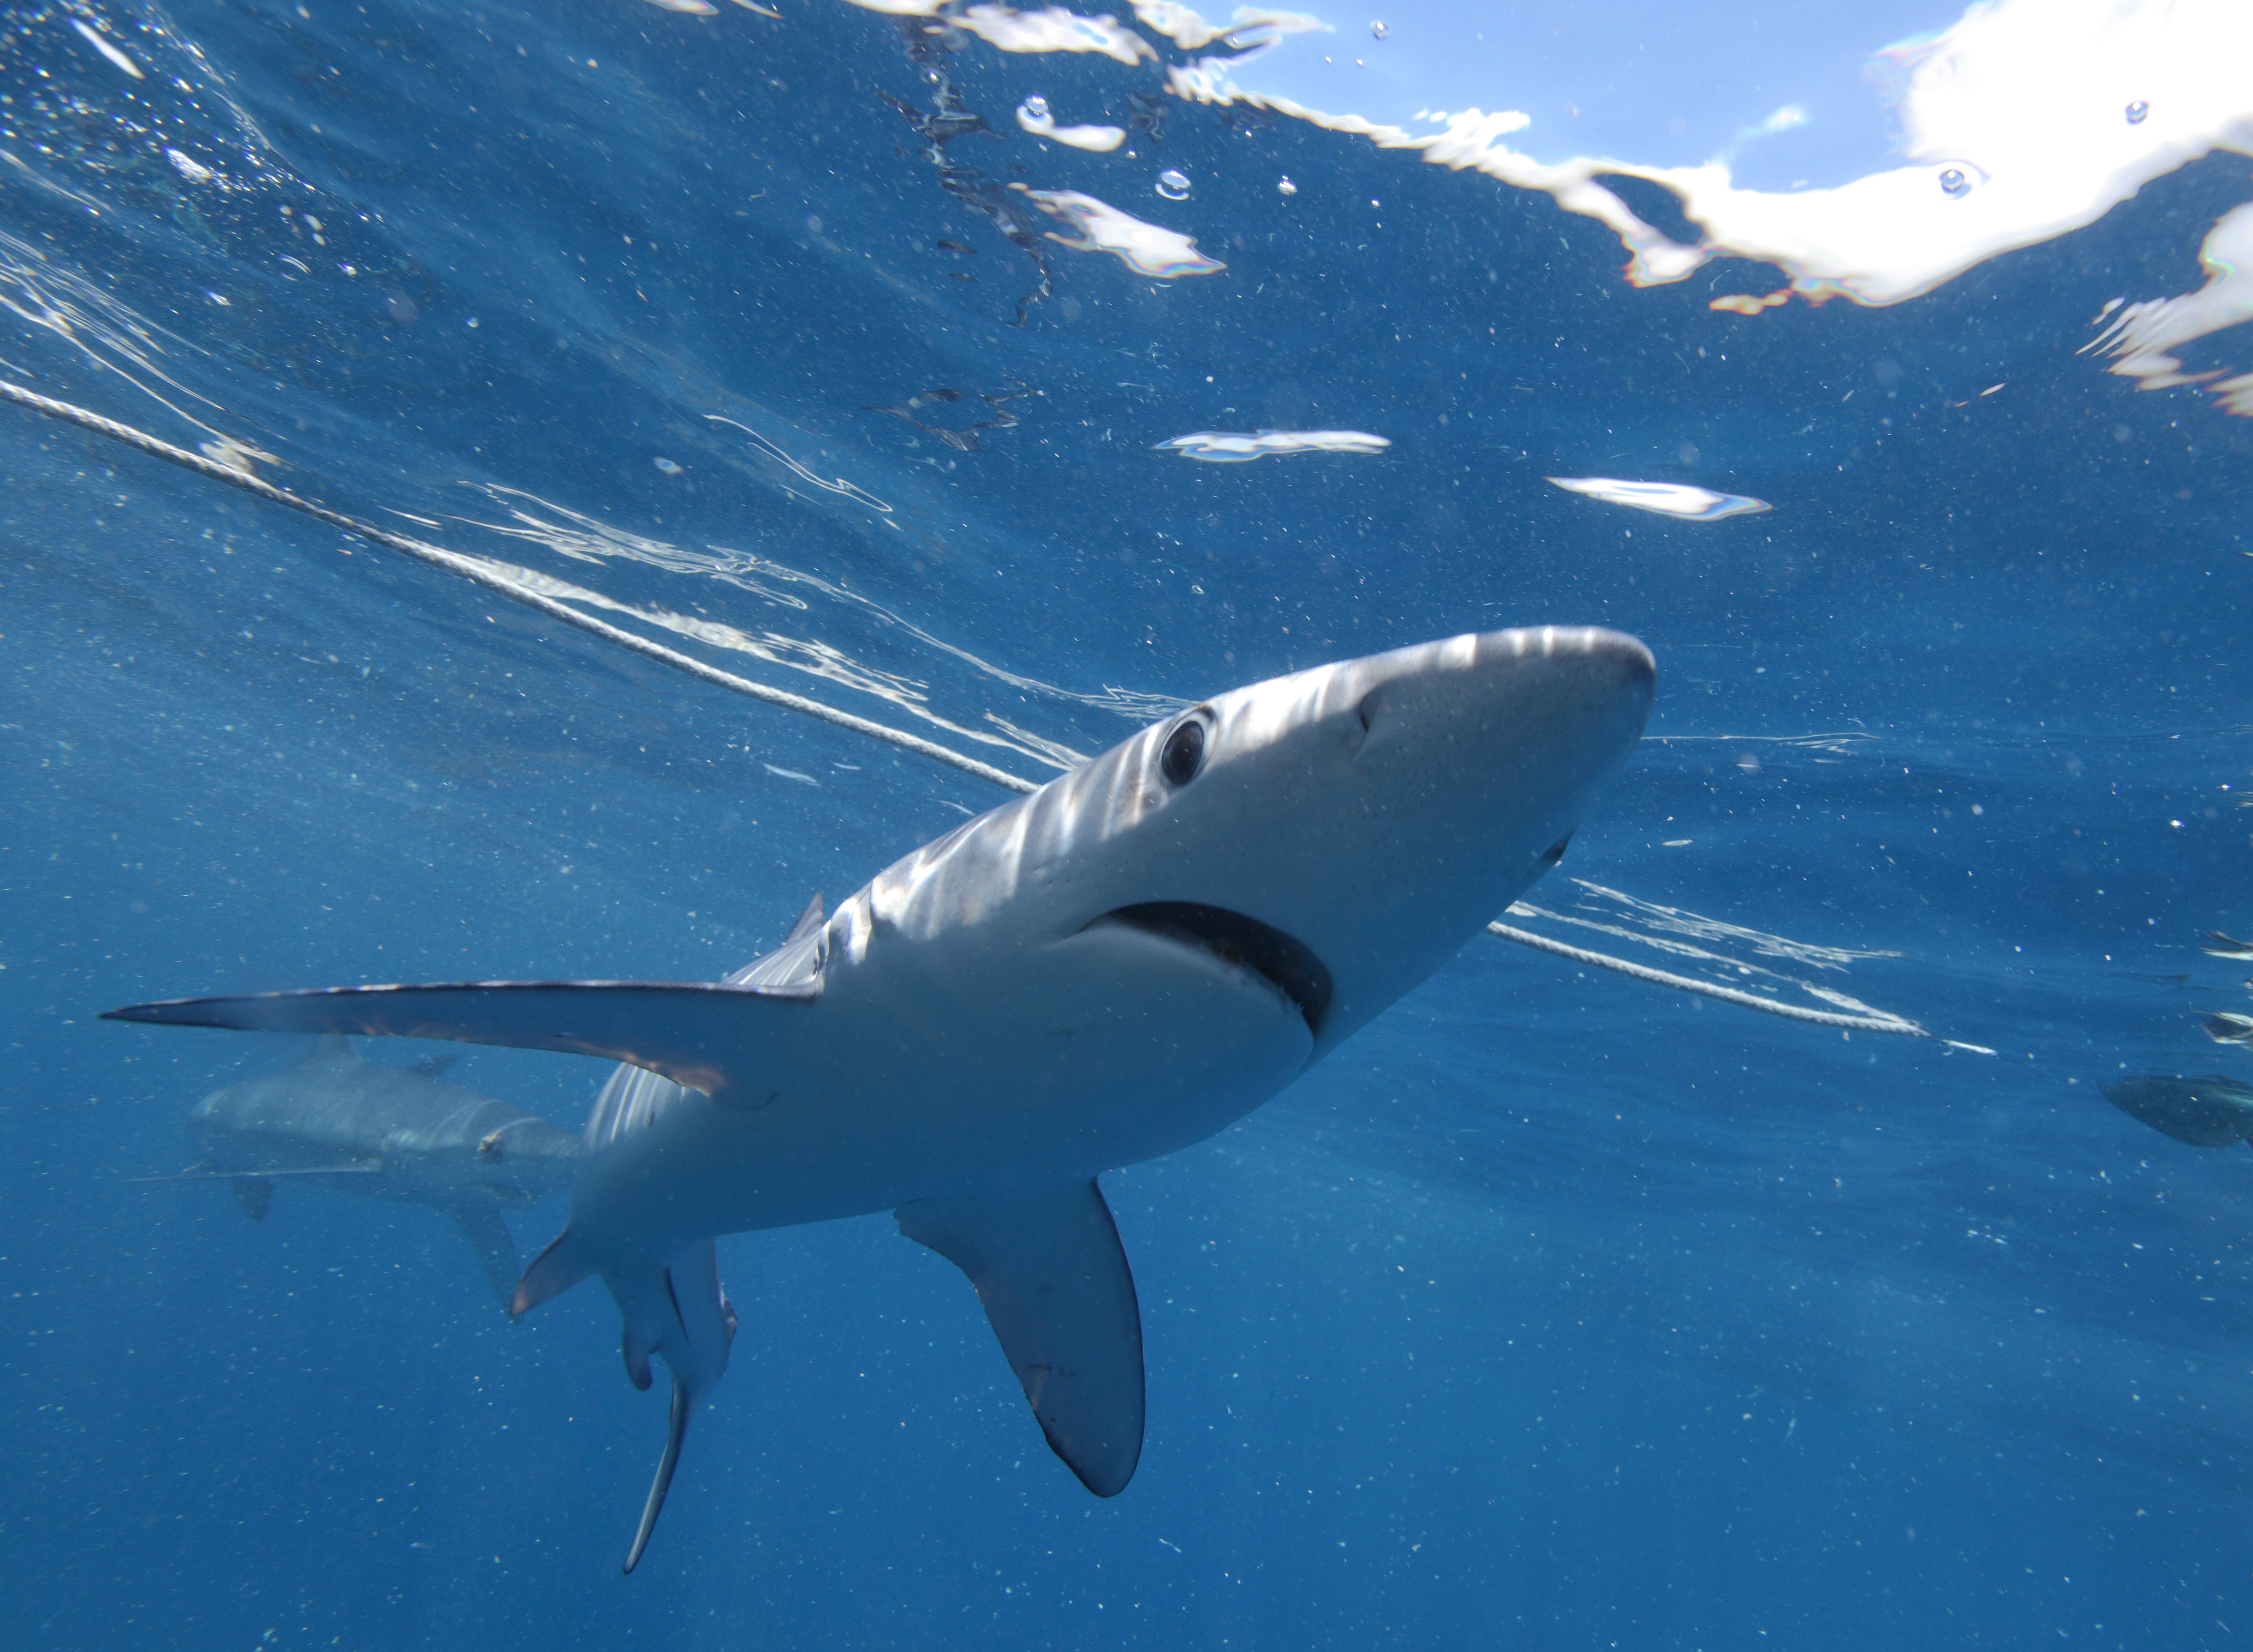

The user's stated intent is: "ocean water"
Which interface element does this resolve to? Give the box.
[3,0,2250,1647]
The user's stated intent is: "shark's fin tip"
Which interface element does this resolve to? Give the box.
[898,1178,1145,1502]
[512,1229,593,1318]
[784,891,825,943]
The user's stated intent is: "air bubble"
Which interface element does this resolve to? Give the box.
[2125,100,2149,124]
[1938,168,1969,197]
[1369,19,1388,38]
[1156,168,1191,200]
[654,457,683,475]
[1023,94,1049,120]
[1277,176,1297,196]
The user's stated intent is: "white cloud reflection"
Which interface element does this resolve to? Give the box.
[2087,200,2253,417]
[1156,428,1390,461]
[1546,477,1771,520]
[1016,100,1128,151]
[842,0,2253,410]
[1010,186,1227,277]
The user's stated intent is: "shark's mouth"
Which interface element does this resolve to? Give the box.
[1096,902,1333,1037]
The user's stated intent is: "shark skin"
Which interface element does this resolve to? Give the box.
[153,1036,579,1309]
[2102,1074,2253,1148]
[107,626,1655,1567]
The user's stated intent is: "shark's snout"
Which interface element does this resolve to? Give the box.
[1353,626,1652,755]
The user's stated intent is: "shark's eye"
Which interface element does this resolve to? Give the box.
[1160,718,1207,787]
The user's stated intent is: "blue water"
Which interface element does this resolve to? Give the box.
[4,1,2250,1647]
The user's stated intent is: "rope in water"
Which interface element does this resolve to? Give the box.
[0,378,1040,796]
[1490,919,1973,1046]
[6,378,1987,1049]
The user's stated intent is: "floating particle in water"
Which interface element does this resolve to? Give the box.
[385,294,419,324]
[2125,100,2149,124]
[1156,169,1191,200]
[465,316,480,328]
[1368,19,1388,38]
[654,457,683,475]
[1023,95,1050,120]
[1277,176,1297,196]
[167,149,214,184]
[1545,476,1772,520]
[1156,429,1390,463]
[70,17,143,78]
[1938,168,1970,197]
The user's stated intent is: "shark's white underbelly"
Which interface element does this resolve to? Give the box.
[571,919,1313,1252]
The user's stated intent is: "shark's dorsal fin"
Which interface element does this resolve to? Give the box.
[408,1052,460,1080]
[784,892,824,944]
[296,1034,358,1069]
[897,1179,1145,1498]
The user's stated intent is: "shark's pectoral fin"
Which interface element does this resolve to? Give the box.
[233,1176,272,1222]
[103,980,818,1101]
[448,1201,521,1313]
[898,1179,1145,1498]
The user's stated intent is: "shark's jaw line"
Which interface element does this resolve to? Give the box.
[1089,902,1334,1038]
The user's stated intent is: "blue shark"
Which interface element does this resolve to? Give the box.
[146,1036,578,1308]
[107,627,1654,1569]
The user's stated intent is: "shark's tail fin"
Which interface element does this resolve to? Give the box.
[625,1382,692,1575]
[511,1228,594,1318]
[608,1239,737,1574]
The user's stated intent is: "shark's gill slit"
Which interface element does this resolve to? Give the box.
[1097,902,1333,1035]
[9,382,1962,1046]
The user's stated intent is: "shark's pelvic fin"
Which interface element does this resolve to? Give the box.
[102,979,819,1101]
[624,1381,691,1576]
[449,1201,521,1312]
[783,892,825,943]
[513,1229,595,1317]
[233,1175,273,1222]
[898,1179,1145,1498]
